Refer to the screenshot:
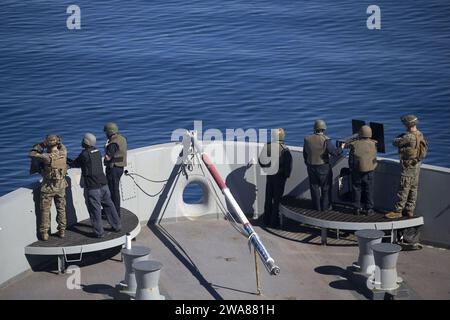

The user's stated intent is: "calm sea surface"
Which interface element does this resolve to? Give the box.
[1,0,449,196]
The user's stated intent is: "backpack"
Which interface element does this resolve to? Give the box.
[398,227,421,245]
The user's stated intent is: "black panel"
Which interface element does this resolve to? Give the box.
[352,119,366,135]
[336,119,365,148]
[370,122,386,153]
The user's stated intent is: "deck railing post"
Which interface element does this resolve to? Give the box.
[321,228,327,246]
[57,255,65,274]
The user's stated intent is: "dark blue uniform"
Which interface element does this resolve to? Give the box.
[259,143,293,228]
[70,147,121,237]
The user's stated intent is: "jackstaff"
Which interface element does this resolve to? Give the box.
[190,133,280,275]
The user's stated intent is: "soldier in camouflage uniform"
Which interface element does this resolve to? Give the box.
[385,115,428,219]
[29,135,68,240]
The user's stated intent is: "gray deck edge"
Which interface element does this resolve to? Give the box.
[24,223,141,256]
[280,205,424,230]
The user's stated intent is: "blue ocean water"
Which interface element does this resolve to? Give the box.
[0,0,449,196]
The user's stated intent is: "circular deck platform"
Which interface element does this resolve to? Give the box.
[280,197,424,231]
[25,208,141,256]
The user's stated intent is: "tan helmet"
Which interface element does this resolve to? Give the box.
[44,134,60,147]
[359,125,372,138]
[401,114,418,127]
[272,128,285,142]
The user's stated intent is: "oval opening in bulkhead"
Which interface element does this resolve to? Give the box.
[183,182,205,204]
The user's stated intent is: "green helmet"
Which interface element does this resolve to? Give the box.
[45,134,60,147]
[82,133,96,147]
[314,119,327,131]
[359,125,372,138]
[401,114,418,127]
[104,122,119,136]
[272,128,285,142]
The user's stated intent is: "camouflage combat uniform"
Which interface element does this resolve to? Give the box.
[392,131,425,216]
[29,143,68,235]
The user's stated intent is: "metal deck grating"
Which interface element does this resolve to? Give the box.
[27,208,139,248]
[281,196,413,223]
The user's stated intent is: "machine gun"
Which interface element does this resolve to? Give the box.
[336,119,386,153]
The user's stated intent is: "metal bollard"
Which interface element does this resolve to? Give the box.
[371,243,402,291]
[125,233,132,249]
[133,260,165,300]
[120,246,151,296]
[355,229,385,275]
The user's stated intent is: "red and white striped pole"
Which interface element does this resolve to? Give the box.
[190,132,280,275]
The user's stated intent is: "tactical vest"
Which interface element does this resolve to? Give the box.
[106,133,128,167]
[304,134,328,165]
[81,148,108,188]
[85,148,105,177]
[399,131,427,161]
[350,139,378,172]
[43,149,67,180]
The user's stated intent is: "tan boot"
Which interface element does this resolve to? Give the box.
[406,211,414,218]
[385,211,402,219]
[58,229,65,238]
[41,233,49,241]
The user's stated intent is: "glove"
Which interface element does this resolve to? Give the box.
[31,143,44,153]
